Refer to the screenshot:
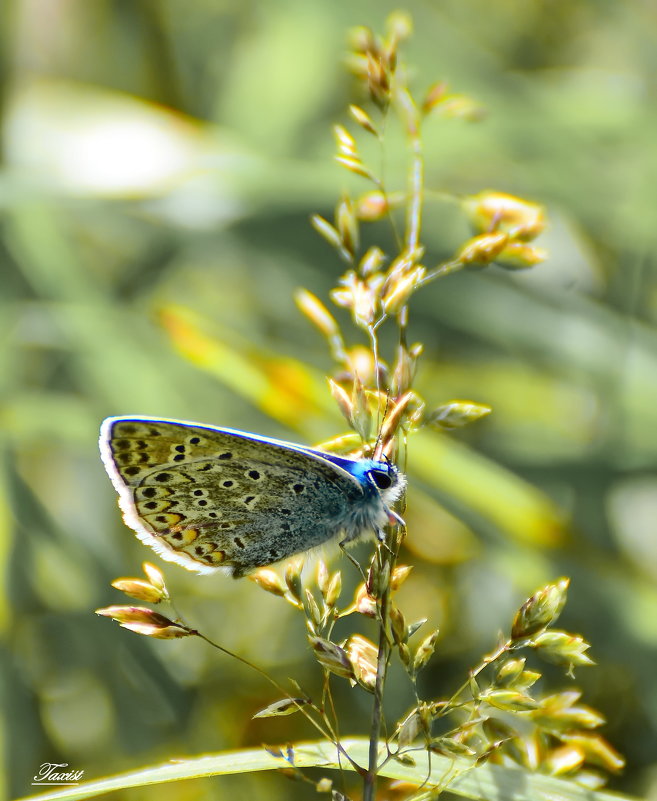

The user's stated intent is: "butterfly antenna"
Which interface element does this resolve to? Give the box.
[375,305,410,463]
[368,323,382,407]
[373,391,392,462]
[368,323,389,444]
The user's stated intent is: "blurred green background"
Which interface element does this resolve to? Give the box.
[2,0,657,799]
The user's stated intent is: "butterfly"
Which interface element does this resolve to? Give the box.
[99,416,406,577]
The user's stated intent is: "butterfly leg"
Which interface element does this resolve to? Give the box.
[376,528,395,556]
[338,541,369,583]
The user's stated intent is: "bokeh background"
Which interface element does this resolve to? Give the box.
[3,1,657,799]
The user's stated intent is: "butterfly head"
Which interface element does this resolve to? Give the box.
[350,458,406,506]
[324,456,406,542]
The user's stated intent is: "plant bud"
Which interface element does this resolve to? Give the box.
[531,631,594,667]
[355,583,377,617]
[426,399,492,430]
[95,605,192,638]
[347,634,378,691]
[284,558,305,603]
[413,629,439,673]
[142,562,167,595]
[390,565,413,591]
[496,242,548,270]
[325,572,342,608]
[390,606,406,645]
[495,658,526,687]
[462,191,546,241]
[310,637,355,680]
[111,578,165,604]
[333,124,357,158]
[249,568,287,597]
[511,578,569,640]
[349,104,377,135]
[456,232,508,267]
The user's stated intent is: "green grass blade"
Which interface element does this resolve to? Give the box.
[17,739,641,801]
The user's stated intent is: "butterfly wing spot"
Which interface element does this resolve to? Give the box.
[144,471,191,486]
[131,440,148,450]
[233,537,245,549]
[190,462,216,473]
[241,494,259,507]
[116,452,151,466]
[137,499,172,514]
[115,425,136,435]
[123,466,143,477]
[246,469,263,481]
[291,483,306,494]
[187,435,202,446]
[144,513,184,531]
[168,528,199,545]
[188,540,226,565]
[207,550,226,565]
[193,542,221,561]
[217,452,233,460]
[136,486,171,500]
[189,489,211,509]
[170,444,188,462]
[221,480,236,489]
[113,422,163,439]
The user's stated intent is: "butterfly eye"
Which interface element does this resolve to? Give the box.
[369,468,393,490]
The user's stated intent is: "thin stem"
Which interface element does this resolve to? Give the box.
[430,640,511,722]
[417,259,466,287]
[405,123,423,252]
[363,545,393,801]
[374,103,404,253]
[193,630,365,776]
